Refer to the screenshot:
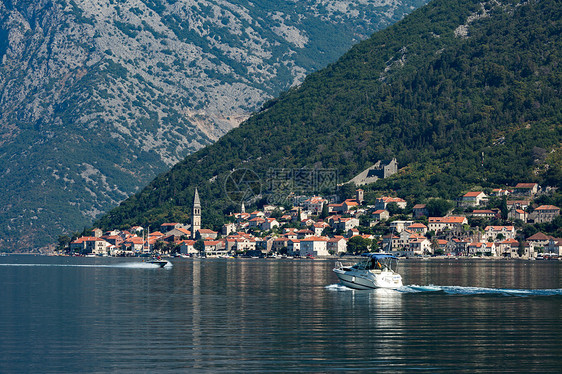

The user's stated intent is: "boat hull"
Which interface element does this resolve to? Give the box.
[333,268,403,290]
[146,260,170,268]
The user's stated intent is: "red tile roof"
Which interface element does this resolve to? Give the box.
[198,229,217,234]
[301,236,329,242]
[464,191,484,197]
[535,205,559,211]
[527,232,553,241]
[379,196,406,203]
[485,226,514,231]
[429,216,466,223]
[408,223,427,228]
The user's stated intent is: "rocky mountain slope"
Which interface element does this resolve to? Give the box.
[95,0,561,232]
[0,0,428,250]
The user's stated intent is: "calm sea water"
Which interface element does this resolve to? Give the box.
[0,255,561,373]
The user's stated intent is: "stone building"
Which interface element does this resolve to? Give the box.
[348,158,398,186]
[530,205,560,224]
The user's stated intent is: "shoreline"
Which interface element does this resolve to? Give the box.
[1,252,560,262]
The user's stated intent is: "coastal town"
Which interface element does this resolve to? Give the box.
[62,181,561,260]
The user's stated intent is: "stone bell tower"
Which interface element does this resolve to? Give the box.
[192,188,201,239]
[356,189,364,204]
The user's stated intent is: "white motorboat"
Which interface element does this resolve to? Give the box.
[144,256,171,268]
[333,253,403,289]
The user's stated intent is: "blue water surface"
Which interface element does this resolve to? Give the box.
[0,255,560,373]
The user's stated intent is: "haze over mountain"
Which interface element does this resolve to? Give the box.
[0,0,428,250]
[96,0,561,233]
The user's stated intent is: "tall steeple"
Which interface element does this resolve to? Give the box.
[192,188,201,239]
[241,201,245,214]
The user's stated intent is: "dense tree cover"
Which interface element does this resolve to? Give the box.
[346,236,373,254]
[96,0,562,232]
[426,198,455,217]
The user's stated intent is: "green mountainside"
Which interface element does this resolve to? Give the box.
[97,0,561,232]
[0,0,428,250]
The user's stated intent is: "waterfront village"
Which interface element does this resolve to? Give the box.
[63,182,561,260]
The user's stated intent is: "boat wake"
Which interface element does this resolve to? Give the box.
[325,284,352,292]
[0,262,172,269]
[114,262,173,269]
[326,284,562,296]
[399,285,562,296]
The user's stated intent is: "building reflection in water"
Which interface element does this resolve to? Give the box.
[176,258,561,371]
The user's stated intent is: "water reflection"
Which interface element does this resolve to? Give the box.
[0,256,561,373]
[401,259,561,289]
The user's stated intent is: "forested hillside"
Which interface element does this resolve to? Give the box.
[0,0,427,250]
[96,0,561,232]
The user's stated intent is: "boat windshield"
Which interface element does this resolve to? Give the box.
[354,256,399,271]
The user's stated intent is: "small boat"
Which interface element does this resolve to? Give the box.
[333,253,403,290]
[144,256,170,268]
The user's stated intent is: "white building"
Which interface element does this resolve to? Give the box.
[203,240,227,257]
[428,216,468,233]
[546,238,562,256]
[222,223,237,236]
[390,220,414,233]
[405,238,431,257]
[333,217,360,232]
[372,209,390,221]
[468,242,497,256]
[234,237,256,252]
[375,196,407,210]
[327,236,347,254]
[484,226,516,241]
[530,205,560,223]
[180,240,197,255]
[496,239,520,258]
[407,223,428,235]
[302,196,328,214]
[261,218,280,231]
[300,236,329,257]
[313,222,330,236]
[288,239,301,255]
[461,191,488,206]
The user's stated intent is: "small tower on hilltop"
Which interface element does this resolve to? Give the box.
[192,188,201,239]
[241,201,246,214]
[356,189,364,204]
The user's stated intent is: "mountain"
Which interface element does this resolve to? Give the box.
[95,0,562,233]
[0,0,429,250]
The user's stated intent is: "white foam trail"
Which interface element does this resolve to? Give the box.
[326,283,562,296]
[0,262,172,269]
[325,283,353,291]
[113,262,173,269]
[398,285,562,296]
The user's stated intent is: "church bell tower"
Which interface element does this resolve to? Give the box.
[192,188,201,239]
